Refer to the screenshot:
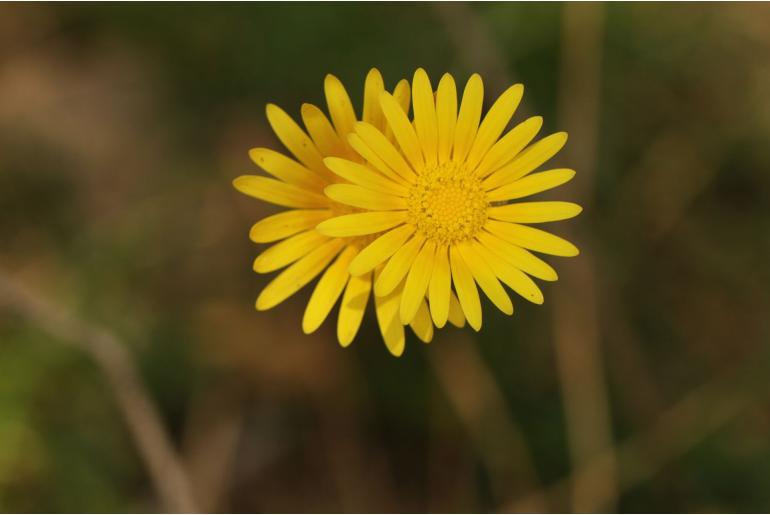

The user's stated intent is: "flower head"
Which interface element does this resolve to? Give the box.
[317,69,582,336]
[233,70,465,356]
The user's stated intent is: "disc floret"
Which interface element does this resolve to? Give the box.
[408,162,488,245]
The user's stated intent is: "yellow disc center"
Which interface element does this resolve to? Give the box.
[408,162,488,245]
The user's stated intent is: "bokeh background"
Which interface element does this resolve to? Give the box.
[2,2,770,512]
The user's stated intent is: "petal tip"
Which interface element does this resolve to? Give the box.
[255,295,271,311]
[232,175,251,193]
[247,147,263,161]
[265,103,280,117]
[336,324,356,348]
[301,316,318,335]
[322,184,338,198]
[347,260,369,278]
[300,103,316,116]
[386,342,405,357]
[373,279,391,298]
[315,219,334,236]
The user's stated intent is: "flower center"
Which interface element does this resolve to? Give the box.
[408,162,488,245]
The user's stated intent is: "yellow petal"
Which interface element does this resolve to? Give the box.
[466,84,524,170]
[253,229,330,273]
[362,68,386,131]
[476,229,558,281]
[436,73,458,165]
[400,240,436,324]
[483,132,568,190]
[249,209,331,243]
[412,68,438,166]
[233,175,328,208]
[392,79,411,116]
[409,299,434,343]
[316,211,407,237]
[374,234,425,297]
[484,221,579,256]
[487,169,576,202]
[428,244,451,328]
[347,133,407,185]
[302,246,356,333]
[457,242,513,315]
[324,184,407,211]
[300,103,349,158]
[473,241,544,304]
[453,74,484,163]
[249,147,326,190]
[265,103,326,173]
[323,156,408,197]
[386,79,411,144]
[447,291,466,328]
[449,245,482,331]
[256,239,344,311]
[348,224,416,276]
[373,273,405,356]
[337,271,371,347]
[353,122,416,183]
[488,201,583,223]
[380,91,425,172]
[324,74,356,139]
[473,116,543,178]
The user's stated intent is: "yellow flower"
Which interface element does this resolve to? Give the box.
[233,69,464,356]
[317,69,582,333]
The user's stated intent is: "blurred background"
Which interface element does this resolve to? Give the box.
[2,2,770,512]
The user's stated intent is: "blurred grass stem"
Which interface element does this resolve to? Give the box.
[428,334,547,511]
[0,270,198,513]
[552,3,617,512]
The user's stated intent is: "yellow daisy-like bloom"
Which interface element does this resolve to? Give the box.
[317,68,582,333]
[233,69,465,356]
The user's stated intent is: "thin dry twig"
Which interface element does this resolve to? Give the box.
[0,270,198,513]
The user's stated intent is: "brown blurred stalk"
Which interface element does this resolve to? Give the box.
[551,3,617,512]
[432,2,614,510]
[431,2,512,94]
[508,355,767,511]
[428,333,547,512]
[0,271,198,513]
